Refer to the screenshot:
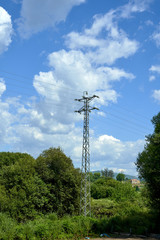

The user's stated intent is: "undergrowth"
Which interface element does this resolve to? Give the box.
[0,209,159,240]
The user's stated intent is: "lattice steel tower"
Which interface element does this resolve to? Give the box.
[75,91,99,216]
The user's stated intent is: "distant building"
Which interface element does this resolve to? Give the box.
[130,179,140,186]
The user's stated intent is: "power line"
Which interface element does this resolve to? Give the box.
[102,110,153,133]
[0,68,155,122]
[93,116,149,138]
[1,86,153,137]
[109,103,151,121]
[0,68,83,94]
[0,72,154,137]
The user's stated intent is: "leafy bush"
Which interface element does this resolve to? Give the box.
[91,178,117,199]
[0,213,17,240]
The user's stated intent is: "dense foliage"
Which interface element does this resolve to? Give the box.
[36,147,81,216]
[91,175,136,201]
[116,172,125,181]
[136,112,160,212]
[0,210,159,239]
[0,148,81,221]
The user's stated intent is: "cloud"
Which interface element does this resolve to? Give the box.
[149,75,155,81]
[119,0,153,18]
[149,65,160,81]
[47,49,134,104]
[27,49,134,141]
[65,0,154,65]
[152,32,160,47]
[0,98,18,146]
[152,90,160,103]
[149,65,160,74]
[17,0,86,37]
[0,80,10,145]
[90,135,145,175]
[65,2,140,65]
[0,7,13,54]
[152,28,160,47]
[0,78,6,96]
[145,20,153,26]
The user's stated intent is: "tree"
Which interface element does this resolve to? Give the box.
[101,168,114,178]
[0,152,49,221]
[35,147,81,216]
[0,149,81,220]
[91,177,117,199]
[0,152,33,168]
[136,112,160,212]
[116,173,125,182]
[112,182,136,202]
[90,172,101,182]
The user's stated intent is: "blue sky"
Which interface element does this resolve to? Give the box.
[0,0,160,176]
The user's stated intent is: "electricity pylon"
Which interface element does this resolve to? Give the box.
[75,91,99,216]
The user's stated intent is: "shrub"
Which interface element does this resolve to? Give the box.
[0,213,17,240]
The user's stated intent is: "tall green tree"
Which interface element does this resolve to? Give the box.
[136,112,160,212]
[36,147,81,216]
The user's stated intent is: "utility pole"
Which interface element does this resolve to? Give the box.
[75,91,99,216]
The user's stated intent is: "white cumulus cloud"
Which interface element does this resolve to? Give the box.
[90,135,145,175]
[0,7,13,54]
[65,3,139,65]
[33,49,134,108]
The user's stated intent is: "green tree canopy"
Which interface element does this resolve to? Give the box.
[0,152,49,221]
[35,147,81,216]
[116,173,125,182]
[0,148,81,221]
[0,152,33,168]
[90,172,101,182]
[136,112,160,212]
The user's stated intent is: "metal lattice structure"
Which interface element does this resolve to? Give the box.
[75,91,99,216]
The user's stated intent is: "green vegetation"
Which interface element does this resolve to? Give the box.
[136,112,160,213]
[0,213,95,240]
[0,148,81,221]
[0,113,160,239]
[101,168,114,178]
[116,172,125,182]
